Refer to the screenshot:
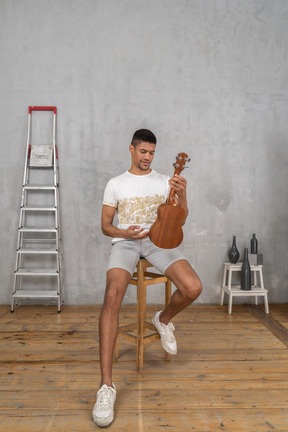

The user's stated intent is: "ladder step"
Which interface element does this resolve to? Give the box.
[21,206,56,211]
[19,227,57,233]
[19,239,57,244]
[28,165,54,170]
[15,269,59,276]
[17,248,58,254]
[23,185,57,190]
[12,290,59,299]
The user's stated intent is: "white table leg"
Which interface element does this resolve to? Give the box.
[264,293,269,314]
[228,293,233,314]
[220,267,227,305]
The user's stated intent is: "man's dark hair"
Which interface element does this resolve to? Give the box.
[131,129,157,147]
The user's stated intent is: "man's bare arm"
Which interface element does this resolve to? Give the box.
[101,205,149,239]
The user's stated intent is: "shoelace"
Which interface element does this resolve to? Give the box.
[164,322,175,342]
[97,386,112,408]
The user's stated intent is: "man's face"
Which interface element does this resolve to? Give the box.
[129,141,156,172]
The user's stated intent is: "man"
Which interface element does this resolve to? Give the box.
[92,129,202,427]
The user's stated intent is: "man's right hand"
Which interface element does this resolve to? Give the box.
[124,225,149,240]
[102,205,149,240]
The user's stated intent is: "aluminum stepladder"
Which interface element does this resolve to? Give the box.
[11,106,63,312]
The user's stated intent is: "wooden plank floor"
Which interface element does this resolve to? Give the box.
[0,304,288,431]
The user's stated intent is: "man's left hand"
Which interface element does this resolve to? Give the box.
[169,174,187,199]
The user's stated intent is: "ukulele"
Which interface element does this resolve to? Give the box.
[149,153,190,249]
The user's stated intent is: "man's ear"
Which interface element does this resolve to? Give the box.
[129,144,134,155]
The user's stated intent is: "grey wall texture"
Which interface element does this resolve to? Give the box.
[1,0,288,306]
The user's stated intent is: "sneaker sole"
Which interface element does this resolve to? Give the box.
[93,412,114,427]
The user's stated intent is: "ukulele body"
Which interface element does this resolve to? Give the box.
[149,203,185,249]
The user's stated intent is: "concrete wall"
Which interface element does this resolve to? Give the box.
[1,0,288,306]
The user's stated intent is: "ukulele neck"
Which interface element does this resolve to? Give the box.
[167,188,176,206]
[167,153,190,207]
[168,169,178,206]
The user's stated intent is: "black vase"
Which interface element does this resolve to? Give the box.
[228,236,240,263]
[250,233,258,254]
[241,248,251,290]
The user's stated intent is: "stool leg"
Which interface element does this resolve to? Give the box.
[137,261,146,371]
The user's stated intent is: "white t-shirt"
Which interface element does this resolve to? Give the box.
[103,170,170,242]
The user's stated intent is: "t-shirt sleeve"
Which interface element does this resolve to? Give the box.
[103,179,117,208]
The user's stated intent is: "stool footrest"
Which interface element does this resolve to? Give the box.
[118,331,137,344]
[143,332,160,344]
[130,274,168,286]
[118,323,137,332]
[144,271,167,280]
[118,322,159,344]
[144,277,168,286]
[145,322,157,332]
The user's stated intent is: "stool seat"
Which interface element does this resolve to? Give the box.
[220,262,269,314]
[115,259,171,371]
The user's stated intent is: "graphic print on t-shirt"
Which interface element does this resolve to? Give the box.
[118,194,165,225]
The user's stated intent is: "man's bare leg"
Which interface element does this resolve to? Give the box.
[160,259,202,324]
[99,268,131,387]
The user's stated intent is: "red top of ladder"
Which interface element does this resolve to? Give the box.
[28,106,57,114]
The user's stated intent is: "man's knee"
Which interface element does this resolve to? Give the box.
[103,279,126,311]
[185,276,202,302]
[193,277,202,298]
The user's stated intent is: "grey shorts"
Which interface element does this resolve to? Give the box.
[107,238,186,276]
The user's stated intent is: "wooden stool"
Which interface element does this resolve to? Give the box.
[114,259,172,371]
[220,262,269,314]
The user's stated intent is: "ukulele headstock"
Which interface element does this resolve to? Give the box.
[173,153,190,175]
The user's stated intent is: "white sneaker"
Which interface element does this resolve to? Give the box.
[92,383,116,427]
[152,311,177,355]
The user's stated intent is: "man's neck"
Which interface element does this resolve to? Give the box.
[128,167,152,176]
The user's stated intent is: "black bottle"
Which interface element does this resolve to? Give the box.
[250,233,258,254]
[241,248,251,290]
[228,236,240,264]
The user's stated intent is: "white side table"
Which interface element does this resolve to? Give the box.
[220,262,269,314]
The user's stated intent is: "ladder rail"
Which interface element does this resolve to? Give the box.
[22,110,31,187]
[52,112,58,187]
